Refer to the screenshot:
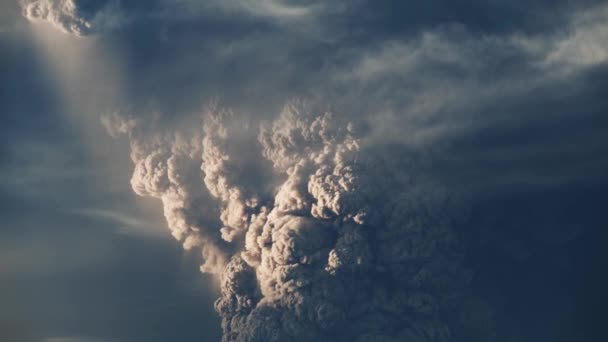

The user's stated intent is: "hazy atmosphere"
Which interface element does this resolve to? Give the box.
[1,1,607,341]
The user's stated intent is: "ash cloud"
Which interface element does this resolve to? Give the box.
[102,111,230,273]
[105,102,477,341]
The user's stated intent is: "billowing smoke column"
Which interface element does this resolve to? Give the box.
[105,102,467,341]
[102,112,230,273]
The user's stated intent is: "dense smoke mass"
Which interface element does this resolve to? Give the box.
[104,102,474,341]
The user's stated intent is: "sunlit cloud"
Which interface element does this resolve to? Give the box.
[20,0,124,36]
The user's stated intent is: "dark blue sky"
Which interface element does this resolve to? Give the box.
[2,0,608,341]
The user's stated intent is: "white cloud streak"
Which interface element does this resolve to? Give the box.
[68,208,166,237]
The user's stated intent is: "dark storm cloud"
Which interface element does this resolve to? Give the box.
[24,0,603,136]
[80,0,608,128]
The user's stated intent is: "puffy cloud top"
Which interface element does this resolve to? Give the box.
[21,0,92,36]
[20,0,123,36]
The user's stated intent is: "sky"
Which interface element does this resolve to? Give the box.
[1,0,607,341]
